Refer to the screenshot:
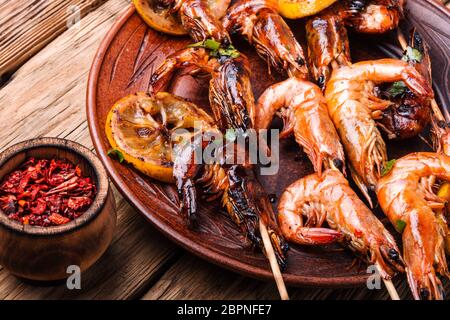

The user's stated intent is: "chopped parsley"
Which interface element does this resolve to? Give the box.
[107,148,124,163]
[395,220,407,233]
[387,81,407,98]
[188,39,240,58]
[381,159,396,176]
[402,46,423,63]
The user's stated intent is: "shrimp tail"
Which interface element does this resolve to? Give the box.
[401,66,434,99]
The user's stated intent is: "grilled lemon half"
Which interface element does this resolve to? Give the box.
[105,92,215,183]
[277,0,337,19]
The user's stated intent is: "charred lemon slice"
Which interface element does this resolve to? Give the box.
[277,0,337,19]
[133,0,231,36]
[105,92,215,183]
[133,0,186,35]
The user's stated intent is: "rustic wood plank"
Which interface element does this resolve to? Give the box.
[0,0,182,300]
[0,0,125,151]
[0,0,114,81]
[142,253,424,300]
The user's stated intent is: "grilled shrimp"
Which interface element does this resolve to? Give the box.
[325,58,433,204]
[305,2,351,87]
[157,45,289,267]
[377,153,450,299]
[278,169,405,278]
[173,138,289,267]
[346,0,404,34]
[378,29,432,139]
[307,10,433,140]
[157,0,231,44]
[223,0,308,78]
[306,0,404,87]
[255,77,345,175]
[150,47,255,132]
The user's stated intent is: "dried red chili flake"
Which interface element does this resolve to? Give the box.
[0,157,96,227]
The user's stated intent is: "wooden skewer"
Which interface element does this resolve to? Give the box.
[259,219,289,300]
[382,278,401,300]
[376,265,401,300]
[397,29,408,53]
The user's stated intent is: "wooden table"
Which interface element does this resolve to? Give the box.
[0,0,449,300]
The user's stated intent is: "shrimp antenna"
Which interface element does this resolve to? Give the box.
[397,29,445,122]
[259,219,290,300]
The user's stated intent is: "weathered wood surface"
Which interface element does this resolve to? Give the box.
[0,0,113,81]
[0,0,448,300]
[0,0,181,300]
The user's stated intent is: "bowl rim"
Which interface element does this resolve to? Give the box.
[0,137,109,236]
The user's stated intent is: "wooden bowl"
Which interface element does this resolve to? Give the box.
[86,0,450,287]
[0,137,116,281]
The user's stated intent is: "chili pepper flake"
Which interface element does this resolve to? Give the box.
[48,213,71,226]
[0,157,96,227]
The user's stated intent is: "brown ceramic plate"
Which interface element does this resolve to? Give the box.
[87,0,450,287]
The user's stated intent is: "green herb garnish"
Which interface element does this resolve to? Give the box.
[395,220,407,233]
[216,45,240,58]
[387,81,407,98]
[381,159,396,176]
[189,39,221,51]
[107,148,124,163]
[188,39,240,58]
[402,46,423,63]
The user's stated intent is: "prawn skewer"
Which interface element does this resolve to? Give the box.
[377,153,450,299]
[173,135,290,297]
[151,46,290,298]
[325,58,433,204]
[306,1,432,140]
[278,170,405,280]
[396,29,450,152]
[150,47,255,132]
[306,0,404,87]
[377,29,433,139]
[255,77,346,176]
[223,0,308,78]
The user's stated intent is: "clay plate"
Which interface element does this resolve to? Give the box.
[87,0,450,287]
